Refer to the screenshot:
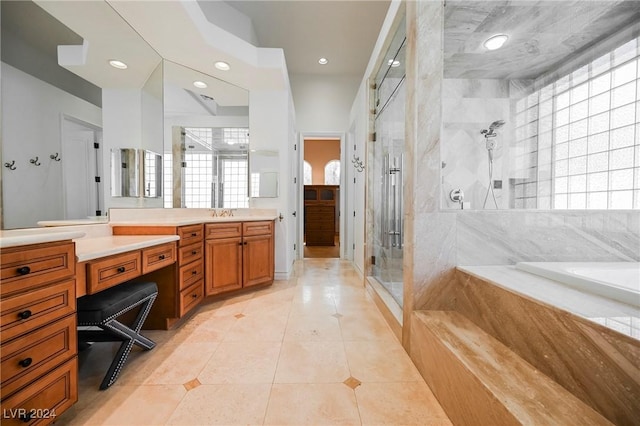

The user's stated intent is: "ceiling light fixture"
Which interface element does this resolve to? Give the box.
[388,59,400,67]
[483,34,508,51]
[108,60,128,69]
[193,81,208,89]
[214,61,230,71]
[318,57,328,65]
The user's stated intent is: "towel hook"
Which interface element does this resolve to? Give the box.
[30,156,41,166]
[4,160,16,170]
[50,152,61,162]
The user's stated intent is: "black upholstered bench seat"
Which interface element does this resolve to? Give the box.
[78,281,158,324]
[77,281,158,389]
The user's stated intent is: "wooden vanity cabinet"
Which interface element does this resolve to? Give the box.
[111,225,203,329]
[0,241,78,424]
[205,221,274,296]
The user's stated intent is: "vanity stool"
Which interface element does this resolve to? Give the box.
[76,281,158,390]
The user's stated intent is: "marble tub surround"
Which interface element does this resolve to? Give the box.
[415,268,640,425]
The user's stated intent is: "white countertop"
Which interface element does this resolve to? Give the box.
[38,218,109,227]
[109,216,278,227]
[0,228,86,248]
[75,235,180,262]
[458,265,640,340]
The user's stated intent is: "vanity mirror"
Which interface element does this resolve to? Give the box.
[250,150,279,198]
[0,0,161,228]
[163,60,250,209]
[111,149,140,198]
[143,150,163,198]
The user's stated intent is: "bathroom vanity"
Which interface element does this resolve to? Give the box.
[0,211,277,424]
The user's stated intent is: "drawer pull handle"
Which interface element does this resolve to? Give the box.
[192,270,198,275]
[16,266,31,275]
[238,242,243,246]
[191,232,197,237]
[159,254,166,260]
[117,266,126,273]
[18,310,32,320]
[18,357,33,368]
[191,250,197,255]
[192,294,198,298]
[243,241,248,245]
[19,413,33,423]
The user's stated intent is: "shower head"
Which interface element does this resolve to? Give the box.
[489,120,505,131]
[481,120,506,138]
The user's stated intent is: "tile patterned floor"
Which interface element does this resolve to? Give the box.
[56,259,451,425]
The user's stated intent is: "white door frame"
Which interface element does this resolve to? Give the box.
[297,131,346,260]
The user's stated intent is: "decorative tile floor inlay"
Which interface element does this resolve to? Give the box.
[183,378,201,391]
[55,259,452,425]
[343,376,362,389]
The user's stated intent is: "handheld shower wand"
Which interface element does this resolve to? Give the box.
[480,120,505,209]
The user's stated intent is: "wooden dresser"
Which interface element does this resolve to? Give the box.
[0,240,78,425]
[304,185,338,246]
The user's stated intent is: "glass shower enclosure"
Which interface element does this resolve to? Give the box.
[370,21,406,307]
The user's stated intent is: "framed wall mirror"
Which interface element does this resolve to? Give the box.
[110,149,139,197]
[250,150,279,198]
[143,150,162,198]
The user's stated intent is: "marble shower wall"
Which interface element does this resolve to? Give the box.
[442,79,511,210]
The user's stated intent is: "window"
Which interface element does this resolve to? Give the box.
[221,159,248,208]
[163,153,173,208]
[324,160,340,185]
[303,161,312,185]
[513,36,639,209]
[184,153,212,208]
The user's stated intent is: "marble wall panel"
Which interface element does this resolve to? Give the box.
[456,210,640,265]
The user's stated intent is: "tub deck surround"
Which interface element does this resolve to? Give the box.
[411,267,640,425]
[411,311,613,426]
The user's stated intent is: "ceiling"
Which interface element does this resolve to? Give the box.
[225,0,391,76]
[445,0,640,79]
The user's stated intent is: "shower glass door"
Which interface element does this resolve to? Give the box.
[371,21,406,307]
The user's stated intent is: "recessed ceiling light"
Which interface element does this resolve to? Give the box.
[483,34,508,51]
[388,59,400,67]
[193,81,208,89]
[214,61,230,71]
[108,60,127,69]
[318,57,328,65]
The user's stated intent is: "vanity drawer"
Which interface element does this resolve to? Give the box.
[87,251,142,294]
[205,222,242,239]
[0,242,75,297]
[0,280,76,343]
[1,315,76,399]
[179,280,204,317]
[178,224,204,247]
[142,243,176,274]
[242,221,273,237]
[179,242,203,265]
[179,260,204,290]
[0,357,77,426]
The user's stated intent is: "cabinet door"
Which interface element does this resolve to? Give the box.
[205,237,242,295]
[243,234,274,287]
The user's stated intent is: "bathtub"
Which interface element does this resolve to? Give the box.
[515,262,640,308]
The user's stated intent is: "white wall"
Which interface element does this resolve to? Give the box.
[249,88,296,278]
[290,74,361,133]
[1,63,101,228]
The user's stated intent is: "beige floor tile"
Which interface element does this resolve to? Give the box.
[264,383,361,425]
[198,340,281,384]
[275,340,350,383]
[344,340,422,382]
[284,313,343,341]
[339,311,396,341]
[242,297,292,315]
[166,383,270,425]
[223,310,289,342]
[56,385,186,425]
[144,342,218,385]
[172,314,237,344]
[356,382,452,425]
[290,298,337,315]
